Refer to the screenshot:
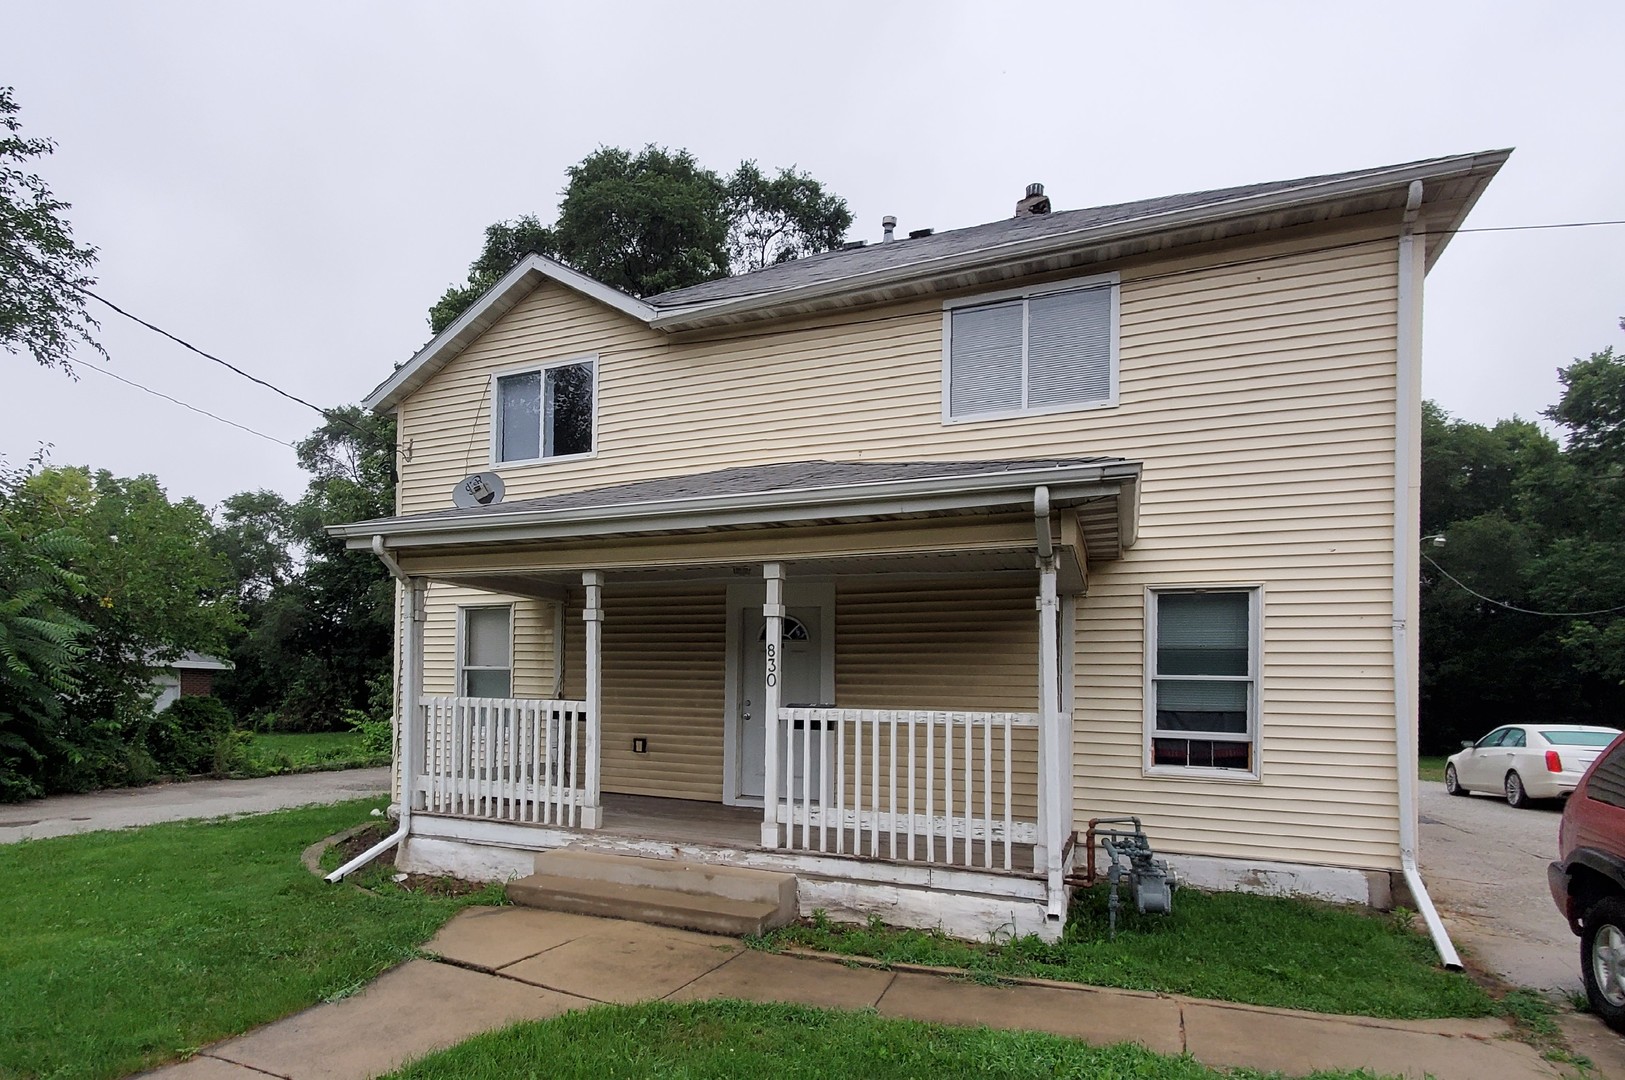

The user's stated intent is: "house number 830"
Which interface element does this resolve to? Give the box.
[765,642,778,687]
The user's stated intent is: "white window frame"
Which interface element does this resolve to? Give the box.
[488,354,600,468]
[456,603,515,700]
[940,272,1121,424]
[1142,585,1263,782]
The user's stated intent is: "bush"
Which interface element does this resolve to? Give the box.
[342,709,391,756]
[146,697,236,776]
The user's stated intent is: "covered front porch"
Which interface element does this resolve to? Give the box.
[338,458,1140,934]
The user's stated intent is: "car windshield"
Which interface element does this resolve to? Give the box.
[1540,730,1620,747]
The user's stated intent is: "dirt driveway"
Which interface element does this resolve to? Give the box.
[1418,779,1578,994]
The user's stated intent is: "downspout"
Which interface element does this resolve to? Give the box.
[327,536,416,882]
[1393,181,1463,970]
[1033,487,1066,918]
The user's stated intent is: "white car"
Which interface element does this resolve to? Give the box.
[1445,724,1623,808]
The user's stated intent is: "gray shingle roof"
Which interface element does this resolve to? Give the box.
[644,152,1481,309]
[360,457,1120,528]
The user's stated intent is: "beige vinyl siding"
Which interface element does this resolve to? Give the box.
[421,584,556,698]
[396,221,1404,872]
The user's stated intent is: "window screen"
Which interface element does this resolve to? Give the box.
[461,607,512,698]
[1150,590,1256,772]
[496,361,594,461]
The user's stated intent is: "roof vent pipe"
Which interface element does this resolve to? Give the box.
[881,215,897,242]
[1016,182,1051,216]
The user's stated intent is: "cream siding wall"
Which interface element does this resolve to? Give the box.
[396,223,1404,872]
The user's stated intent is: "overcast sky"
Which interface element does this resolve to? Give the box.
[3,1,1622,509]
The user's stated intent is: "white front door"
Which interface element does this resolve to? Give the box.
[737,607,824,800]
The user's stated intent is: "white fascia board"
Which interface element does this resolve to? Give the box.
[363,254,657,414]
[650,151,1511,330]
[333,461,1142,549]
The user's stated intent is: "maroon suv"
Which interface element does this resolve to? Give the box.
[1549,730,1625,1032]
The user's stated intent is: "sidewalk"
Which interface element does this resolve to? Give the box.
[0,768,390,843]
[142,905,1571,1080]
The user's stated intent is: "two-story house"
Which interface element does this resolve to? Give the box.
[330,150,1507,961]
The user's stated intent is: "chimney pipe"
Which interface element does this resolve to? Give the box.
[1015,182,1051,216]
[882,215,897,242]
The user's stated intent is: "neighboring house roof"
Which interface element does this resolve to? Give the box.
[333,456,1141,556]
[364,149,1509,414]
[169,651,233,672]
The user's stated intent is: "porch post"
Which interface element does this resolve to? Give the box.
[1035,557,1067,918]
[581,571,604,829]
[760,562,785,848]
[402,577,426,812]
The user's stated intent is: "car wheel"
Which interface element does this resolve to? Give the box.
[1505,771,1530,809]
[1581,895,1625,1034]
[1444,764,1470,796]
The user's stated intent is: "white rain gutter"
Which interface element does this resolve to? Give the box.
[1033,486,1054,558]
[1392,181,1463,971]
[326,537,415,883]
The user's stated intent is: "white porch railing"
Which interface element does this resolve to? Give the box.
[775,707,1040,871]
[420,696,590,826]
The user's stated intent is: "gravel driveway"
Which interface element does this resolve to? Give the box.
[0,767,391,843]
[1418,779,1579,994]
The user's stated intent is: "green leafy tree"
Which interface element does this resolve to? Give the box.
[0,86,103,374]
[0,474,90,799]
[429,147,851,332]
[725,161,853,272]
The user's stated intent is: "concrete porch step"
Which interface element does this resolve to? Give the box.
[504,849,798,937]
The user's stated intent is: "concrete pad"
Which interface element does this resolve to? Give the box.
[423,906,603,971]
[1182,999,1561,1080]
[208,959,581,1080]
[139,1054,270,1079]
[876,970,1185,1055]
[667,950,895,1010]
[1559,1013,1625,1080]
[502,920,740,1004]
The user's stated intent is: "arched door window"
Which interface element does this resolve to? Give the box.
[757,616,810,642]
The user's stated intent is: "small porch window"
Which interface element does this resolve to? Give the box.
[1146,587,1260,777]
[459,605,513,698]
[494,358,595,464]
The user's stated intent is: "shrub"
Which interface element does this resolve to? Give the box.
[146,697,236,776]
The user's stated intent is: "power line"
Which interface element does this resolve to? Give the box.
[1423,553,1625,617]
[73,360,296,448]
[1,239,367,437]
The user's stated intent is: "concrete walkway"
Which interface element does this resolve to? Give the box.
[0,768,390,843]
[144,906,1569,1080]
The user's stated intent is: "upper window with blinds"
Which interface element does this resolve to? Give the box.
[942,275,1119,422]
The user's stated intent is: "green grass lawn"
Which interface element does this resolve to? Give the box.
[760,886,1494,1021]
[1419,755,1449,783]
[0,800,477,1080]
[386,1000,1392,1080]
[240,730,389,775]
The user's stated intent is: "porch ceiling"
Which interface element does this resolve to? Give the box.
[436,543,1087,597]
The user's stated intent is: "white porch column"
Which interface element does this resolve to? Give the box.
[760,562,785,848]
[581,571,604,829]
[402,577,426,812]
[1035,556,1067,918]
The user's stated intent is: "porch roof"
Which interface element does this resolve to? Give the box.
[333,456,1141,561]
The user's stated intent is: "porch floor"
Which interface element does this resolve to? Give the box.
[595,793,1038,874]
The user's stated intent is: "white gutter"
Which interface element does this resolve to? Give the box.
[1033,486,1053,558]
[1392,181,1462,971]
[331,461,1143,547]
[327,537,417,883]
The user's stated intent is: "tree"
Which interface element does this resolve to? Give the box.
[725,161,853,273]
[0,459,90,800]
[429,146,851,333]
[0,87,102,374]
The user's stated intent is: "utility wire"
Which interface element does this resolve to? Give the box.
[1,239,367,437]
[73,359,296,447]
[1423,553,1625,617]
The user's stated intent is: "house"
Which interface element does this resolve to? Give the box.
[150,651,233,712]
[331,150,1508,955]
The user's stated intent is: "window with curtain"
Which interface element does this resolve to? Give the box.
[945,280,1117,420]
[1147,588,1258,773]
[460,606,512,698]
